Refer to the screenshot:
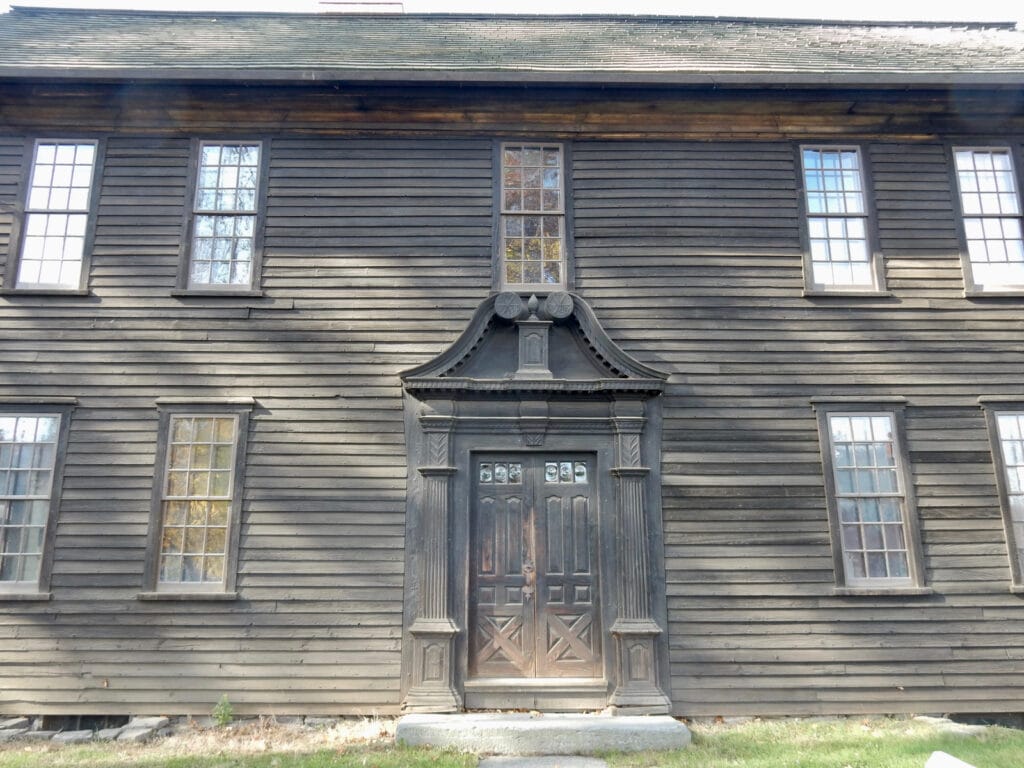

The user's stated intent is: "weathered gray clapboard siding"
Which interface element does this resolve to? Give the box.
[0,137,23,280]
[1,90,1024,718]
[0,133,492,714]
[572,138,1024,717]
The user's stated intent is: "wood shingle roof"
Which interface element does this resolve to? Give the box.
[1,7,1023,86]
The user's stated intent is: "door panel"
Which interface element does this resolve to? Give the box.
[470,455,601,680]
[471,487,533,677]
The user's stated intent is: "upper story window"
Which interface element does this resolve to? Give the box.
[0,407,71,596]
[500,143,566,292]
[15,141,97,291]
[800,147,882,293]
[814,402,927,593]
[953,148,1024,292]
[186,142,263,291]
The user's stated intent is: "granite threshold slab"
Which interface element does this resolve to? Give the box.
[396,713,691,756]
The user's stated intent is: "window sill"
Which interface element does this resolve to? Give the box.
[137,591,238,602]
[833,586,933,597]
[0,591,52,602]
[0,288,90,297]
[803,289,893,298]
[1010,585,1024,596]
[171,289,263,299]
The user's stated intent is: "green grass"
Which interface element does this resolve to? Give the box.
[609,717,1024,768]
[0,743,476,768]
[1,717,1022,768]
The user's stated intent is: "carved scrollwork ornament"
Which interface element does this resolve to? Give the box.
[494,292,525,320]
[543,291,573,320]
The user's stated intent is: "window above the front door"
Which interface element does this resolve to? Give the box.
[499,143,567,293]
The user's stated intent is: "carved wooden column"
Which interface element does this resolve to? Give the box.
[404,400,461,712]
[609,397,672,713]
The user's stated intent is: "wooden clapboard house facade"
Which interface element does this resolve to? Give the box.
[1,7,1024,718]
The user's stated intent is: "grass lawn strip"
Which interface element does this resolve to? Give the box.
[1,716,1023,768]
[608,716,1024,768]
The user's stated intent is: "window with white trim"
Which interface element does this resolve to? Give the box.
[188,142,262,289]
[801,147,878,291]
[953,148,1024,291]
[154,413,242,591]
[16,141,97,290]
[815,405,925,591]
[989,411,1024,584]
[500,143,566,291]
[0,413,61,588]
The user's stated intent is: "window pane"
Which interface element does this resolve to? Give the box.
[0,414,60,583]
[956,149,1024,289]
[158,415,238,586]
[997,413,1024,576]
[17,142,95,289]
[827,411,911,585]
[191,143,260,288]
[802,148,873,289]
[501,144,565,288]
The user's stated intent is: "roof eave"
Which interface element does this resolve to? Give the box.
[0,66,1022,89]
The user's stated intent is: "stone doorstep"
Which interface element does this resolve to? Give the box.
[396,713,692,756]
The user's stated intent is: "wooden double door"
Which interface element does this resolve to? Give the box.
[469,454,602,680]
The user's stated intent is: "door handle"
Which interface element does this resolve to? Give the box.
[522,560,535,601]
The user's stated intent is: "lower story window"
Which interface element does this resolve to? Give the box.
[988,409,1024,585]
[814,402,925,591]
[0,409,69,593]
[148,402,251,595]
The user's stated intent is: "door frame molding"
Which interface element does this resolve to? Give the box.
[399,293,672,713]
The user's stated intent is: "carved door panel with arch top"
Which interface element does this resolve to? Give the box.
[470,455,601,680]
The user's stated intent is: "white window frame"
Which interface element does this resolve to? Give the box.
[13,139,99,292]
[143,400,251,598]
[981,401,1024,590]
[183,140,265,293]
[813,400,928,593]
[952,146,1024,294]
[0,403,73,597]
[799,145,884,294]
[498,142,568,293]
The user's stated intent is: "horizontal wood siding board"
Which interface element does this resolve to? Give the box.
[571,138,1024,717]
[0,133,495,716]
[0,92,1022,718]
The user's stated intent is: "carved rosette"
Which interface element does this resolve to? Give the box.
[609,399,672,713]
[404,405,461,712]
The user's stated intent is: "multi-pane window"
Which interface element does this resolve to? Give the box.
[157,415,238,588]
[501,144,565,290]
[17,141,96,289]
[801,147,876,290]
[189,143,261,288]
[0,415,60,586]
[819,410,921,588]
[953,148,1024,290]
[991,412,1024,583]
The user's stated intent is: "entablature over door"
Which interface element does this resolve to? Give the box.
[401,292,667,399]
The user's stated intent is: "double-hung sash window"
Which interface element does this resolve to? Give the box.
[985,409,1024,586]
[0,413,64,592]
[815,404,925,591]
[148,403,250,596]
[801,147,879,291]
[500,143,566,291]
[16,141,97,290]
[188,142,262,290]
[953,148,1024,292]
